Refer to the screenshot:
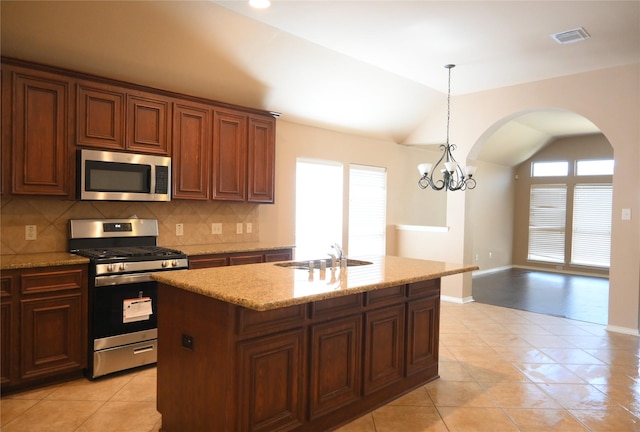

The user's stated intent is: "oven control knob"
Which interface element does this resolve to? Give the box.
[107,264,115,272]
[161,261,168,268]
[171,260,178,267]
[119,263,126,271]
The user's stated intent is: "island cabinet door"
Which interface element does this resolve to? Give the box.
[406,296,440,377]
[363,304,405,395]
[237,329,306,432]
[309,314,362,420]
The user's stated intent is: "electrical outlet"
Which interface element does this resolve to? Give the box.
[236,223,243,234]
[25,225,37,241]
[176,223,184,236]
[246,223,252,234]
[211,223,222,235]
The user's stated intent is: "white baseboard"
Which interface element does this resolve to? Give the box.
[441,295,475,304]
[606,325,640,337]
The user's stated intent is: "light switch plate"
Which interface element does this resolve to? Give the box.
[246,223,252,234]
[25,225,37,241]
[236,223,243,234]
[211,223,222,234]
[622,208,632,220]
[176,223,184,236]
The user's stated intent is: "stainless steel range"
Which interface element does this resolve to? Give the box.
[69,218,188,379]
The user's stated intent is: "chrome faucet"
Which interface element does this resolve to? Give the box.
[331,243,345,260]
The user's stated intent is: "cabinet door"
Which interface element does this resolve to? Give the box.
[212,110,247,201]
[237,329,305,432]
[247,116,275,203]
[20,293,84,380]
[126,92,171,155]
[363,304,405,395]
[9,67,72,196]
[172,101,211,200]
[309,315,362,419]
[406,297,439,377]
[1,276,14,386]
[76,81,126,150]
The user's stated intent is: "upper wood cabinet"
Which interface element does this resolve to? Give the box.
[2,57,276,200]
[212,109,248,201]
[2,64,73,197]
[126,91,171,155]
[76,80,125,150]
[77,83,171,155]
[247,115,276,203]
[172,101,211,200]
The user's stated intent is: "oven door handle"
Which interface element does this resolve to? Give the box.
[95,273,156,287]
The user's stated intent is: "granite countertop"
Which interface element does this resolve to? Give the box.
[1,252,90,270]
[165,242,295,256]
[152,255,478,311]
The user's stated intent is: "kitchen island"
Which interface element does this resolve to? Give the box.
[152,255,477,432]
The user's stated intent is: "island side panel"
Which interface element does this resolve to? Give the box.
[157,283,237,432]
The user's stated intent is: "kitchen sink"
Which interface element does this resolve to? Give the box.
[275,258,373,270]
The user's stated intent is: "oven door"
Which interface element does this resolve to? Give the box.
[91,280,158,340]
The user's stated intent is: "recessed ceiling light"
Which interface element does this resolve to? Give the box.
[249,0,271,9]
[550,27,590,44]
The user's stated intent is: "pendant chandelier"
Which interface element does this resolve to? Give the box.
[417,64,477,191]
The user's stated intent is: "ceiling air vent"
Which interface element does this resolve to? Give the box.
[551,27,590,44]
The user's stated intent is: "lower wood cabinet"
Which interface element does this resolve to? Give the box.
[1,265,88,393]
[188,248,293,269]
[157,279,441,432]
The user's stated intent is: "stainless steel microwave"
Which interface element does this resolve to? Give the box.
[78,149,171,201]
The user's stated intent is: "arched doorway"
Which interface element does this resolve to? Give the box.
[467,108,613,325]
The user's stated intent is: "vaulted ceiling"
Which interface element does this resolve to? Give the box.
[2,1,638,165]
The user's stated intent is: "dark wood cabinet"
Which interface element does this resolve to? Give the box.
[157,277,441,431]
[1,276,15,386]
[172,101,211,199]
[2,65,72,197]
[1,265,88,393]
[309,314,362,419]
[188,249,293,270]
[76,81,125,150]
[2,57,277,200]
[363,304,405,395]
[212,109,248,201]
[247,115,276,203]
[237,329,306,432]
[126,92,171,155]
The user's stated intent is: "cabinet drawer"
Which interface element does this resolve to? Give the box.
[310,293,362,321]
[363,285,406,307]
[236,304,306,339]
[21,269,84,295]
[189,256,228,269]
[407,279,440,298]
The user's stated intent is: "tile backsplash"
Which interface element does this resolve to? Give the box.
[1,196,259,255]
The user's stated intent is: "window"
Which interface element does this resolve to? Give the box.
[576,159,614,176]
[531,161,569,177]
[528,184,567,263]
[295,159,343,260]
[571,184,612,267]
[348,164,387,256]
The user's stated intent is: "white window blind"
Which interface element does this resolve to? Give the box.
[295,159,343,260]
[571,184,612,267]
[528,184,567,263]
[348,164,387,257]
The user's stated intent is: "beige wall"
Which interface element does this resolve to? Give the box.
[512,134,613,275]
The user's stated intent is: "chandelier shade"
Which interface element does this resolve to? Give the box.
[417,64,477,192]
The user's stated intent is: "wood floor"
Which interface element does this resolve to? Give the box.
[472,268,609,325]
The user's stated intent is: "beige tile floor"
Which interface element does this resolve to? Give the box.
[2,301,639,431]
